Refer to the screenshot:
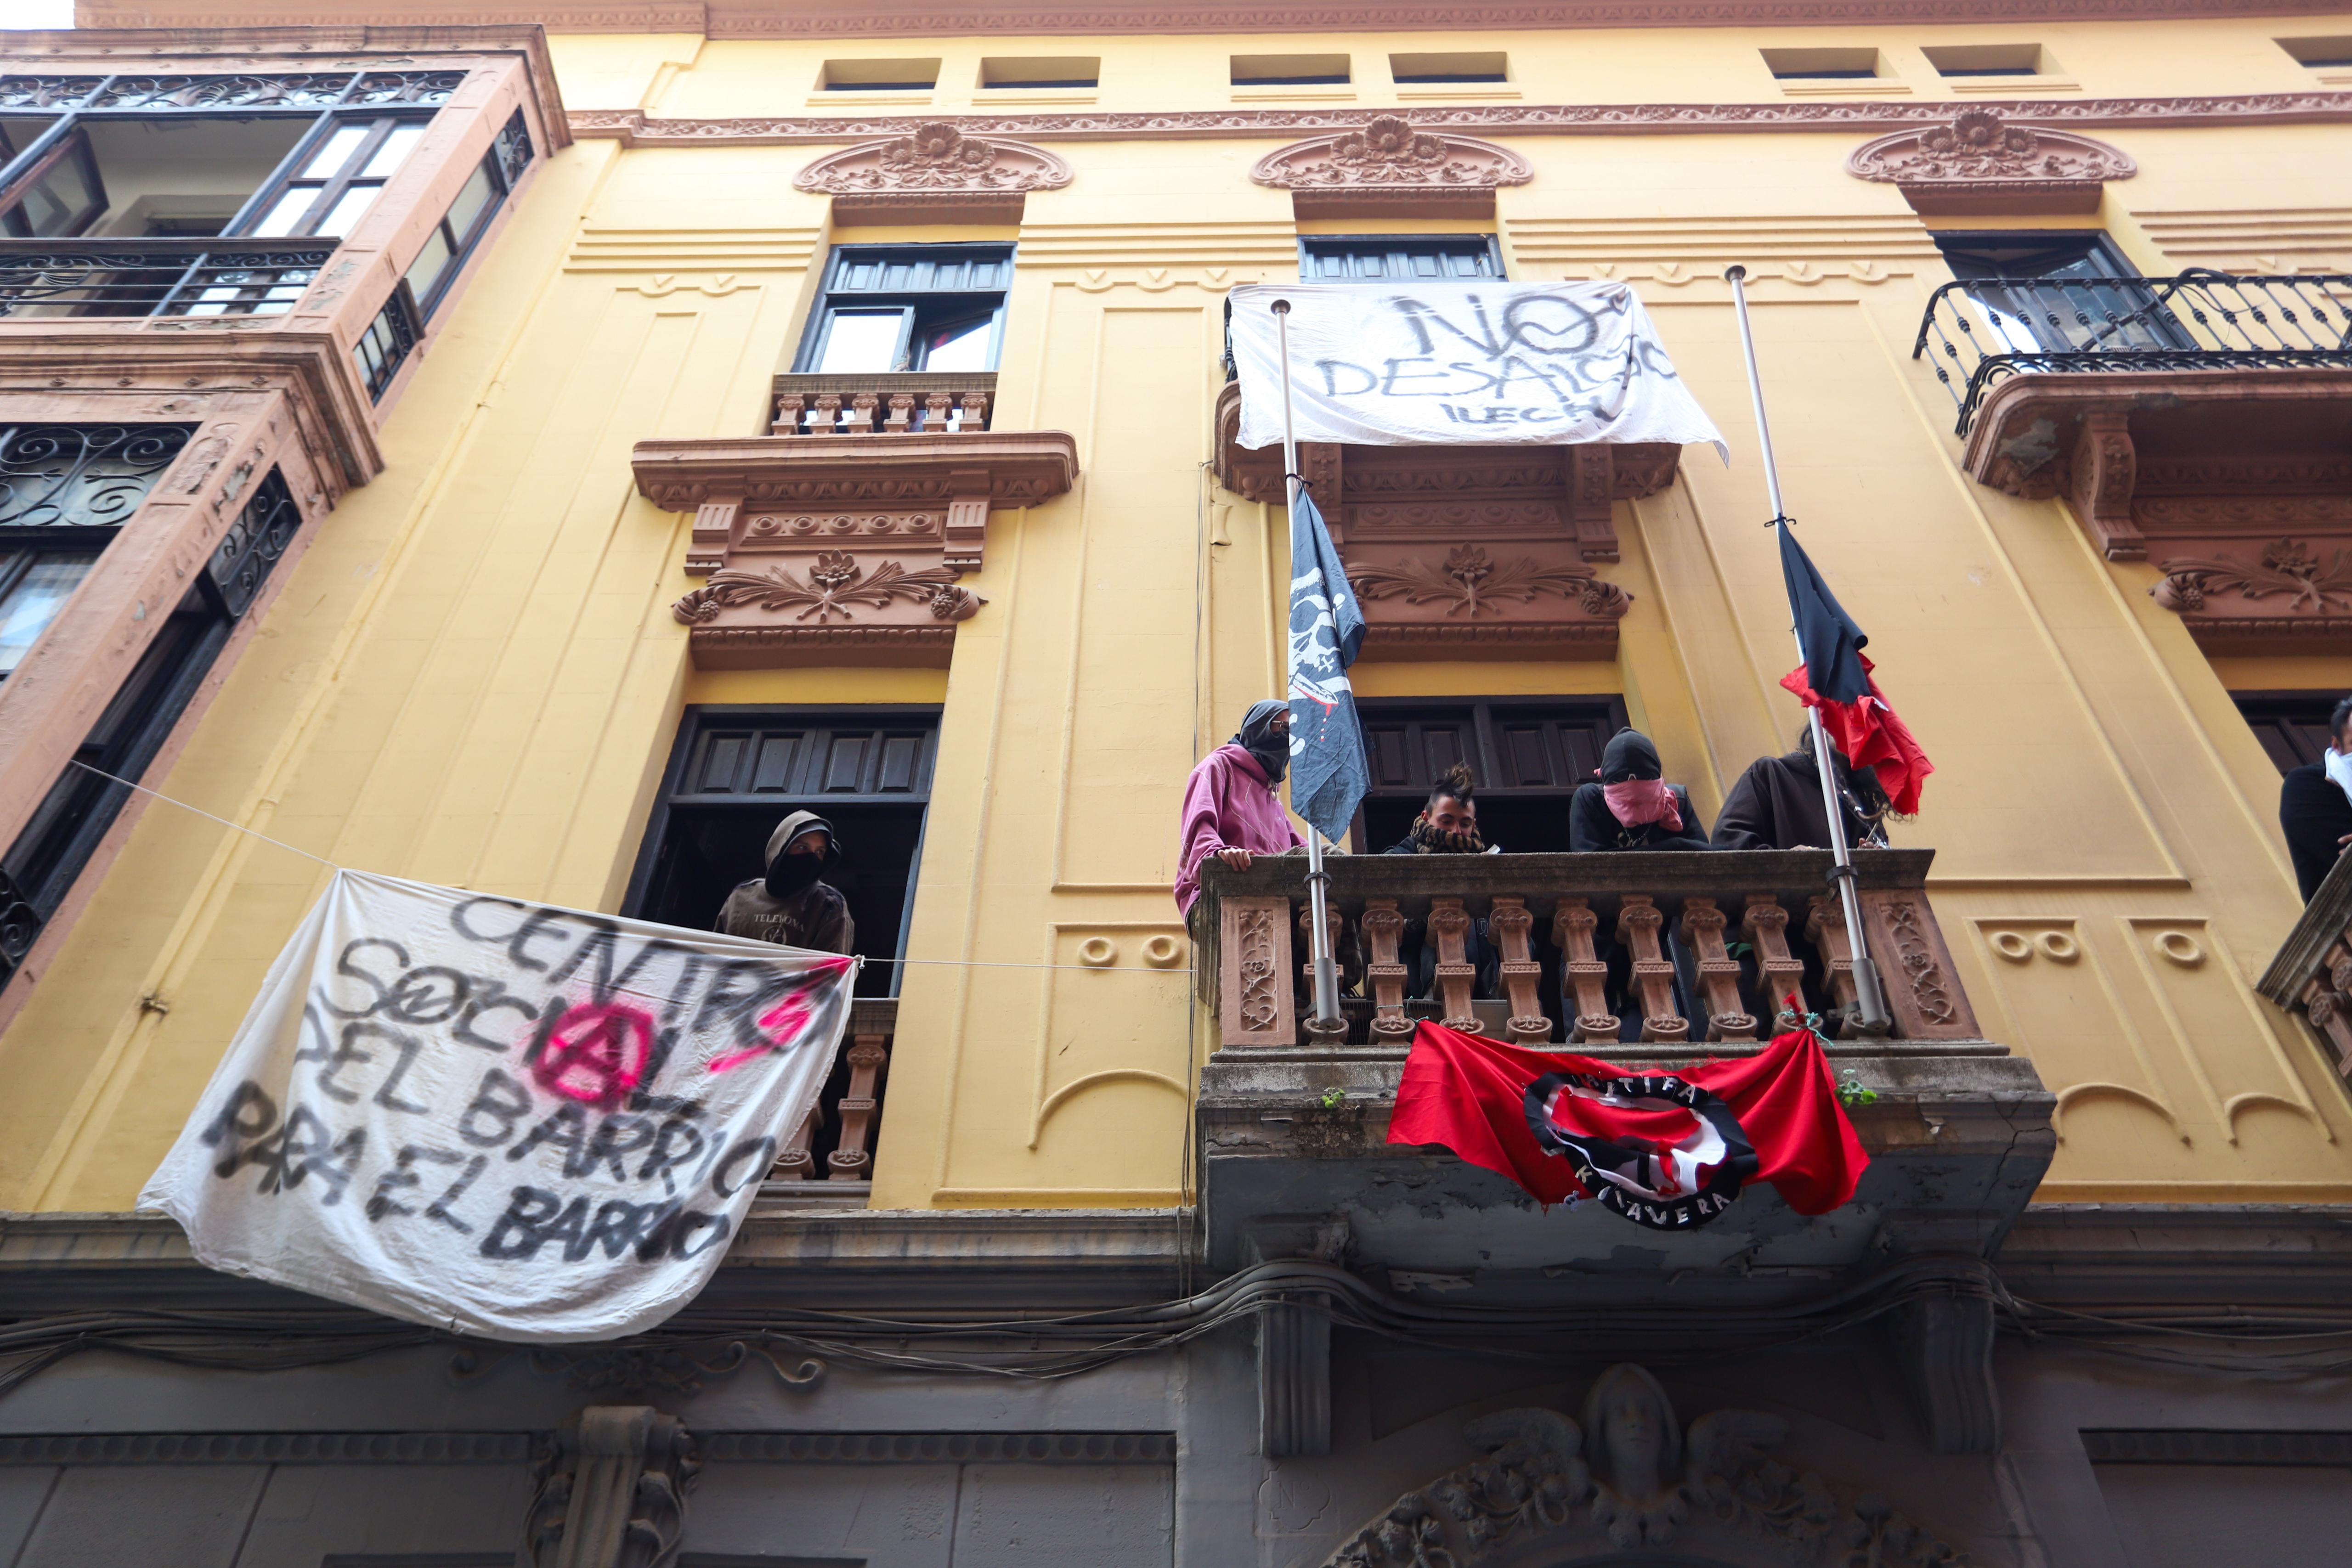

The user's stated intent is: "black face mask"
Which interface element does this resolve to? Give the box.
[1246,736,1289,784]
[765,851,825,898]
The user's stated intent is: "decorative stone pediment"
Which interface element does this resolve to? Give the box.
[632,431,1078,669]
[1848,107,2134,215]
[1250,115,1532,217]
[1319,1366,1972,1568]
[1213,383,1664,658]
[795,123,1072,223]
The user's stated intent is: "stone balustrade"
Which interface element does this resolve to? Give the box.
[772,372,996,436]
[769,996,893,1188]
[2260,856,2352,1082]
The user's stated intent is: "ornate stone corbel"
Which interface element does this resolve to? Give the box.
[2069,408,2143,560]
[522,1405,698,1568]
[795,122,1072,223]
[1250,114,1532,217]
[1848,107,2135,215]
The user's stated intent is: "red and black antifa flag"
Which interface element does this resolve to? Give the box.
[1387,1021,1868,1228]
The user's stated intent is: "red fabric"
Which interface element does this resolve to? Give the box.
[1778,655,1934,816]
[1386,1021,1869,1215]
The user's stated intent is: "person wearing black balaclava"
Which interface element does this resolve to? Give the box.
[1570,730,1713,852]
[1712,723,1894,853]
[1175,699,1304,916]
[714,810,854,953]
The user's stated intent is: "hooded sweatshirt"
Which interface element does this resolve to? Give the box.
[1175,701,1305,916]
[1569,731,1713,852]
[713,809,855,953]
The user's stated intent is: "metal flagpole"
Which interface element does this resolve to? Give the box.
[1723,265,1893,1035]
[1271,298,1344,1035]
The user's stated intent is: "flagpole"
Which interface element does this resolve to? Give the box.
[1270,298,1345,1038]
[1724,265,1892,1036]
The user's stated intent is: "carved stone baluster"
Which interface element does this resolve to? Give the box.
[1616,894,1689,1043]
[1743,894,1809,1022]
[960,389,990,431]
[771,392,806,435]
[826,1032,889,1179]
[1487,895,1550,1044]
[1807,894,1861,1016]
[1220,896,1296,1048]
[2300,979,2352,1080]
[1552,897,1619,1044]
[770,1105,816,1180]
[847,391,880,434]
[1679,896,1756,1042]
[1298,900,1348,1042]
[1360,897,1412,1042]
[923,390,954,433]
[811,392,843,434]
[1426,896,1480,1033]
[883,391,915,433]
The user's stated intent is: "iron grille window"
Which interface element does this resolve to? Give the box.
[1300,235,1504,282]
[0,467,303,989]
[2234,692,2343,774]
[626,706,939,999]
[1933,232,2188,357]
[1355,697,1627,852]
[402,110,531,318]
[0,421,194,682]
[353,289,422,400]
[793,245,1013,374]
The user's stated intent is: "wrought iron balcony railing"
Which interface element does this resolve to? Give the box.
[0,239,335,320]
[1914,270,2352,435]
[770,372,995,435]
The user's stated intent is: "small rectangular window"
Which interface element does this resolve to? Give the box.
[399,111,532,325]
[1233,54,1350,86]
[1922,43,2048,77]
[1761,47,1885,80]
[819,58,940,91]
[1300,235,1503,282]
[792,244,1013,377]
[0,551,98,678]
[979,56,1099,89]
[1390,52,1508,85]
[2279,36,2352,68]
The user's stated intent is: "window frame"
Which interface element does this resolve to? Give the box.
[0,126,107,237]
[1933,231,2194,357]
[1297,234,1506,282]
[2233,691,2344,774]
[1352,695,1629,852]
[228,110,435,240]
[791,244,1015,375]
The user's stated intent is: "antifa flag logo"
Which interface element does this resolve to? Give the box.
[1524,1071,1759,1229]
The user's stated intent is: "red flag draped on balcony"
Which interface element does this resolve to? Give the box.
[1387,1020,1868,1227]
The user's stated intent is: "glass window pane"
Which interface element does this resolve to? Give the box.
[316,183,382,238]
[300,124,372,179]
[250,186,320,237]
[404,228,454,308]
[441,164,496,246]
[0,554,99,676]
[815,309,909,372]
[918,316,995,372]
[361,124,426,180]
[19,158,96,237]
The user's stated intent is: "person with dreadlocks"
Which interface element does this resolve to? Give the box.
[1174,699,1305,917]
[1380,761,1501,998]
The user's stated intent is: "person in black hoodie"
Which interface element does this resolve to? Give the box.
[1712,725,1893,853]
[2281,696,2352,902]
[1570,730,1713,852]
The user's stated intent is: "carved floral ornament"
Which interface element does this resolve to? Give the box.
[794,123,1073,196]
[1847,107,2135,214]
[1349,545,1631,621]
[1320,1364,1970,1568]
[2152,538,2352,616]
[1251,114,1532,203]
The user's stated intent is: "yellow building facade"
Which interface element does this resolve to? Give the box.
[0,6,2350,1565]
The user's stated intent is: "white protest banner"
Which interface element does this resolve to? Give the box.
[141,870,856,1342]
[1228,281,1727,457]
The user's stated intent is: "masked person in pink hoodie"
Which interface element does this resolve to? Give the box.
[1175,699,1305,916]
[1569,729,1713,853]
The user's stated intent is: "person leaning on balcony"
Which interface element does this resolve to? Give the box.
[1174,699,1305,917]
[1711,725,1893,853]
[1378,761,1501,998]
[1569,730,1713,852]
[2280,695,2352,902]
[715,811,855,954]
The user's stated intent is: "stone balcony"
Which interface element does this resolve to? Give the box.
[2259,852,2352,1085]
[1211,382,1673,660]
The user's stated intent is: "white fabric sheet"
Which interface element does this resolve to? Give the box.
[141,871,856,1342]
[1229,281,1726,458]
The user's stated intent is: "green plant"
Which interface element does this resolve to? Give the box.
[1316,1086,1346,1110]
[1837,1072,1879,1109]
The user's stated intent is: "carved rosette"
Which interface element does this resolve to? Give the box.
[1251,114,1532,214]
[633,432,1077,669]
[1848,107,2134,214]
[796,123,1071,220]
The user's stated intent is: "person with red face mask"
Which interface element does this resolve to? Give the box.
[1569,730,1713,853]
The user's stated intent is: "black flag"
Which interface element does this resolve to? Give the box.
[1777,523,1869,705]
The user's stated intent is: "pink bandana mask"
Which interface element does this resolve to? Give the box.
[1602,778,1682,832]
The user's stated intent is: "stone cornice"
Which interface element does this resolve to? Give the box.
[632,430,1079,510]
[572,91,2352,148]
[72,2,2352,41]
[1,25,572,152]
